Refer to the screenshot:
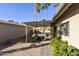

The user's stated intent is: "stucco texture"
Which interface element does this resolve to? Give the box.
[55,4,79,49]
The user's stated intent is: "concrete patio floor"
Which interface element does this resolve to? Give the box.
[0,39,51,56]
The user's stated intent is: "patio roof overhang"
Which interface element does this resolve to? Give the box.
[24,21,51,27]
[51,3,72,26]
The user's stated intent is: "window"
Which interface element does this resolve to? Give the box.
[60,21,69,36]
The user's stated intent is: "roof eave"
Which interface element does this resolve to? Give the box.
[51,3,72,26]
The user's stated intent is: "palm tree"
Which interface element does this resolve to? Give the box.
[34,3,59,34]
[34,3,41,22]
[53,3,60,8]
[34,3,50,33]
[34,3,59,21]
[41,3,51,34]
[41,3,51,21]
[34,3,41,33]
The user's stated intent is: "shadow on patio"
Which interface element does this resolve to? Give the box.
[0,42,50,55]
[0,37,26,51]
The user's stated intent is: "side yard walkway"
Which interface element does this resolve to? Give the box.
[0,40,51,56]
[40,45,51,56]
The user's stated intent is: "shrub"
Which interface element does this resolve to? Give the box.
[67,45,79,56]
[50,37,79,56]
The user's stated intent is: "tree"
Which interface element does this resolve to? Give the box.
[34,3,59,34]
[34,3,60,21]
[34,3,51,21]
[41,3,51,21]
[41,3,51,34]
[34,3,42,33]
[8,20,15,22]
[34,3,41,22]
[53,3,60,8]
[8,20,19,24]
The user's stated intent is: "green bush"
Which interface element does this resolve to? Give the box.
[67,45,79,56]
[50,37,79,56]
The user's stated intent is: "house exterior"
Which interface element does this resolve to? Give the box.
[24,21,51,34]
[51,3,79,49]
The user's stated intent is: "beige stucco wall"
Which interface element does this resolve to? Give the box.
[0,23,26,43]
[56,4,79,49]
[69,13,79,48]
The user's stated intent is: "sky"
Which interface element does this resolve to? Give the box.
[0,3,57,23]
